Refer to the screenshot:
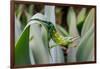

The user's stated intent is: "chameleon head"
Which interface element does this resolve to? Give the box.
[64,36,79,45]
[65,37,73,42]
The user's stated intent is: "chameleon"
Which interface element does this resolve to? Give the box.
[29,18,78,48]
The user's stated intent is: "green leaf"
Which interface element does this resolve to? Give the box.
[76,26,94,61]
[29,13,50,64]
[77,8,87,35]
[67,7,80,62]
[76,8,95,61]
[67,7,79,37]
[77,8,86,25]
[15,26,31,65]
[45,6,64,63]
[81,8,95,36]
[28,5,34,16]
[15,4,24,19]
[56,25,68,36]
[15,16,21,43]
[20,12,27,30]
[49,44,59,49]
[15,13,51,65]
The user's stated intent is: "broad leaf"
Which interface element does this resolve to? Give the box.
[77,8,86,25]
[45,5,64,63]
[15,26,31,65]
[76,25,94,61]
[81,8,95,36]
[67,7,80,62]
[77,8,87,35]
[15,16,21,43]
[29,13,50,64]
[76,8,95,61]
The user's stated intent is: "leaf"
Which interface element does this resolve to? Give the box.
[15,16,21,43]
[15,13,50,65]
[28,5,34,16]
[49,44,59,49]
[77,8,86,25]
[67,7,80,62]
[77,8,87,35]
[76,25,94,61]
[76,8,95,61]
[41,24,52,59]
[15,4,24,19]
[56,25,68,36]
[87,47,94,61]
[67,7,79,38]
[29,13,50,64]
[20,12,27,30]
[81,8,95,36]
[45,5,64,63]
[15,26,31,65]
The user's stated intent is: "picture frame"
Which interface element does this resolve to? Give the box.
[10,0,96,68]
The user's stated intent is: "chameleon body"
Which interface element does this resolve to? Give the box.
[29,19,74,46]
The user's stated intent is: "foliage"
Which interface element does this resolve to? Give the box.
[15,4,95,65]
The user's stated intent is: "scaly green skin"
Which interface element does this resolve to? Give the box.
[44,19,73,46]
[51,31,72,46]
[29,19,73,46]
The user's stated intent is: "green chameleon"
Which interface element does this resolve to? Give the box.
[29,19,78,48]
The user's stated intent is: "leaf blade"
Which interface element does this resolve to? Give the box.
[15,26,31,65]
[67,7,80,62]
[81,8,95,36]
